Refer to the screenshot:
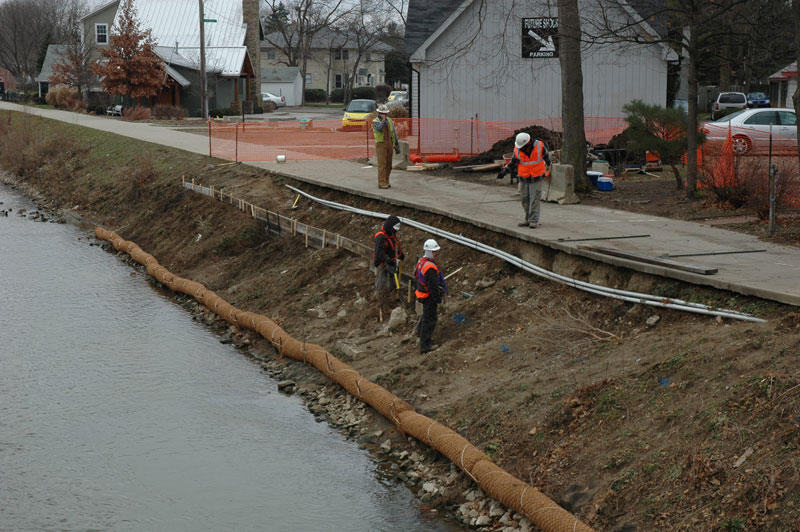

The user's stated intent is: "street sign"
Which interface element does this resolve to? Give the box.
[522,18,559,58]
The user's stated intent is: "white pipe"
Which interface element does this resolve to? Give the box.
[285,185,765,323]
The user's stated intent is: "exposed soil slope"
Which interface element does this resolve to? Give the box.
[1,113,799,532]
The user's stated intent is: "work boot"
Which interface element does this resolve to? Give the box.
[420,344,440,354]
[517,221,529,227]
[529,222,538,228]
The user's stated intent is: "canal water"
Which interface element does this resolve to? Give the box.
[0,183,461,532]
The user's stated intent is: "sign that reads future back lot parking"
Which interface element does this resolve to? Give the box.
[522,18,559,58]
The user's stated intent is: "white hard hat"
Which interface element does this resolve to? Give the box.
[377,104,390,114]
[515,132,531,148]
[423,238,440,252]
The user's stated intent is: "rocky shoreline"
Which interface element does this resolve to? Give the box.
[165,287,542,532]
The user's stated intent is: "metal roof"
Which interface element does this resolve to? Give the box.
[164,64,191,87]
[114,0,248,76]
[261,66,301,83]
[35,44,68,83]
[262,28,393,52]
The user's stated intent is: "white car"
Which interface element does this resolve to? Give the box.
[261,92,286,108]
[701,108,796,155]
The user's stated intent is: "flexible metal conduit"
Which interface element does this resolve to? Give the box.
[285,185,765,323]
[94,227,594,532]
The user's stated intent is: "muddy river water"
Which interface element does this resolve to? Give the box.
[0,184,460,531]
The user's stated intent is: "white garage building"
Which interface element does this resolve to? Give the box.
[405,0,677,122]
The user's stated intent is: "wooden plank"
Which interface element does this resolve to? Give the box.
[577,245,718,275]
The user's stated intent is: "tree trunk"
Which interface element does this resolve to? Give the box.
[557,0,587,190]
[670,163,684,190]
[719,44,730,91]
[685,29,699,197]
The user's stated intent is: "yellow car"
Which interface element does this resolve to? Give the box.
[342,99,376,129]
[387,91,407,102]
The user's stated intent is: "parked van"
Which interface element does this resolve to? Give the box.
[712,92,747,120]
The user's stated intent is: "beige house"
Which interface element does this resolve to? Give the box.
[261,29,391,94]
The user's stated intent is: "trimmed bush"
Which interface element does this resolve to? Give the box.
[329,89,344,103]
[388,105,409,119]
[375,84,392,101]
[353,86,376,100]
[45,86,79,109]
[122,105,151,121]
[304,88,326,102]
[209,108,237,117]
[152,105,185,120]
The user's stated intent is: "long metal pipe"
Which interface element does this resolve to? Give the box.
[285,185,765,323]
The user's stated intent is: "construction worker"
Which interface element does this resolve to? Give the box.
[373,215,404,321]
[415,238,444,354]
[497,132,551,228]
[372,104,400,189]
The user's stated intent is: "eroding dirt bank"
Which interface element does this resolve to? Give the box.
[2,112,799,532]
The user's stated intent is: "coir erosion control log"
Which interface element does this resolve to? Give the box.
[95,226,594,532]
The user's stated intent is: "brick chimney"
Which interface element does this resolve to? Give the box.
[243,0,261,104]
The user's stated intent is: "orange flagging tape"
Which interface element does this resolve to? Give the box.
[95,226,594,532]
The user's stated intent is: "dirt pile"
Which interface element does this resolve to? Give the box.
[2,112,799,532]
[462,125,563,165]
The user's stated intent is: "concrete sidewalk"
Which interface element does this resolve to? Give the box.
[5,102,799,306]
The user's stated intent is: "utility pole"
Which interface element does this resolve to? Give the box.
[199,0,207,119]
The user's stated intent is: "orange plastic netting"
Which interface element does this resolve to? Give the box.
[208,117,626,162]
[699,124,800,208]
[94,226,595,532]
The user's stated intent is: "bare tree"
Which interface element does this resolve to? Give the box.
[581,0,772,198]
[0,0,87,88]
[339,0,393,102]
[49,33,97,103]
[262,0,350,104]
[310,29,350,103]
[382,0,408,25]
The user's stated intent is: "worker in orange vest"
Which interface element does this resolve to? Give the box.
[497,132,551,228]
[414,238,445,354]
[373,215,404,321]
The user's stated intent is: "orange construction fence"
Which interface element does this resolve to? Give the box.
[208,117,627,163]
[699,125,800,208]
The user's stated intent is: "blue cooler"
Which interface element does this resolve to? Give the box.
[597,176,614,191]
[587,171,603,187]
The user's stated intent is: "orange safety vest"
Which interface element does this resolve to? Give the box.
[373,229,401,267]
[414,257,440,299]
[514,141,546,179]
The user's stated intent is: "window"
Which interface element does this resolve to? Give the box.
[95,24,108,44]
[365,53,371,62]
[744,111,778,126]
[266,49,275,60]
[778,111,797,126]
[334,49,349,60]
[305,72,312,85]
[335,74,342,89]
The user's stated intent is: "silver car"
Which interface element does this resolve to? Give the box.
[261,92,286,108]
[702,108,796,155]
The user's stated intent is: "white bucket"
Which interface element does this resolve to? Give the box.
[276,155,286,163]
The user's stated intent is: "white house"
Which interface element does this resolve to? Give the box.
[405,0,678,121]
[261,66,302,106]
